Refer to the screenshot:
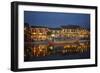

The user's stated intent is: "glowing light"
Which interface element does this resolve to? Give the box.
[51,34,55,37]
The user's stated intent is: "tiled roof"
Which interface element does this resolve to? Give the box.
[31,25,48,28]
[61,25,81,29]
[49,28,61,30]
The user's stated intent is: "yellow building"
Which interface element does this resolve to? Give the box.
[61,25,90,39]
[30,25,90,41]
[24,23,31,42]
[24,24,90,57]
[49,28,61,38]
[30,26,49,41]
[78,28,90,38]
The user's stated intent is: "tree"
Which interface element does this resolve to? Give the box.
[47,31,52,35]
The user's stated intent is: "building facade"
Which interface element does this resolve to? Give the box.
[30,26,49,41]
[24,23,90,57]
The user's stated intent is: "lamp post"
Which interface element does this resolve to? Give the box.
[51,34,55,42]
[51,34,55,55]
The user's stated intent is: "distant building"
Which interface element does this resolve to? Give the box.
[30,26,49,41]
[24,24,90,57]
[61,25,90,39]
[24,23,31,57]
[48,28,62,41]
[24,23,31,42]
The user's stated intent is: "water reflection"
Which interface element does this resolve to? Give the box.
[24,41,90,58]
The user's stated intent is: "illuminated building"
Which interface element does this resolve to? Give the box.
[61,25,90,39]
[78,28,90,39]
[30,26,49,41]
[60,25,90,54]
[24,23,90,57]
[24,23,32,57]
[24,23,31,42]
[49,28,61,41]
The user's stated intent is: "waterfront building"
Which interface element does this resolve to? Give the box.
[30,26,49,41]
[24,24,90,57]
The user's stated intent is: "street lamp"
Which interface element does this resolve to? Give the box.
[51,34,55,42]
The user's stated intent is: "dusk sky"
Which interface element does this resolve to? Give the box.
[24,11,90,29]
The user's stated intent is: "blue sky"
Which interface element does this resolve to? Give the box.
[24,11,90,29]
